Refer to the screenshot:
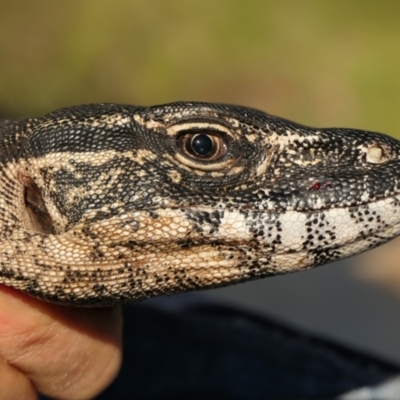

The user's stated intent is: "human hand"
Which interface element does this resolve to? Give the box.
[0,285,122,399]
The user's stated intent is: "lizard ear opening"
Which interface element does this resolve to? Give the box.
[24,179,55,234]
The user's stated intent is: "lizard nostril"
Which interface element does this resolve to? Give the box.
[366,144,386,164]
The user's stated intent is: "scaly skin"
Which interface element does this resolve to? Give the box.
[0,102,399,306]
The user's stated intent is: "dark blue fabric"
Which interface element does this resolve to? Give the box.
[93,302,400,399]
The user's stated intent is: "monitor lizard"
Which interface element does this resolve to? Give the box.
[0,101,399,306]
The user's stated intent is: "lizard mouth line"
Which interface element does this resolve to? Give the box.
[179,194,400,215]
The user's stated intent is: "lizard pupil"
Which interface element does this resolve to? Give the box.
[191,134,214,156]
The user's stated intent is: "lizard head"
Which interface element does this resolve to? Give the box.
[2,102,400,305]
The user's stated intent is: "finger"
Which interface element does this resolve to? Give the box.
[0,355,37,400]
[0,285,123,399]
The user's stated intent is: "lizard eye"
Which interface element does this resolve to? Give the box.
[178,131,228,161]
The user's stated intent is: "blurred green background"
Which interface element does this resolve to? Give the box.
[3,0,400,362]
[2,0,400,137]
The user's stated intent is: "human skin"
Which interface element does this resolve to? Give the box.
[0,285,122,399]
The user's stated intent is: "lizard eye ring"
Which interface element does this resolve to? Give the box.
[178,131,228,162]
